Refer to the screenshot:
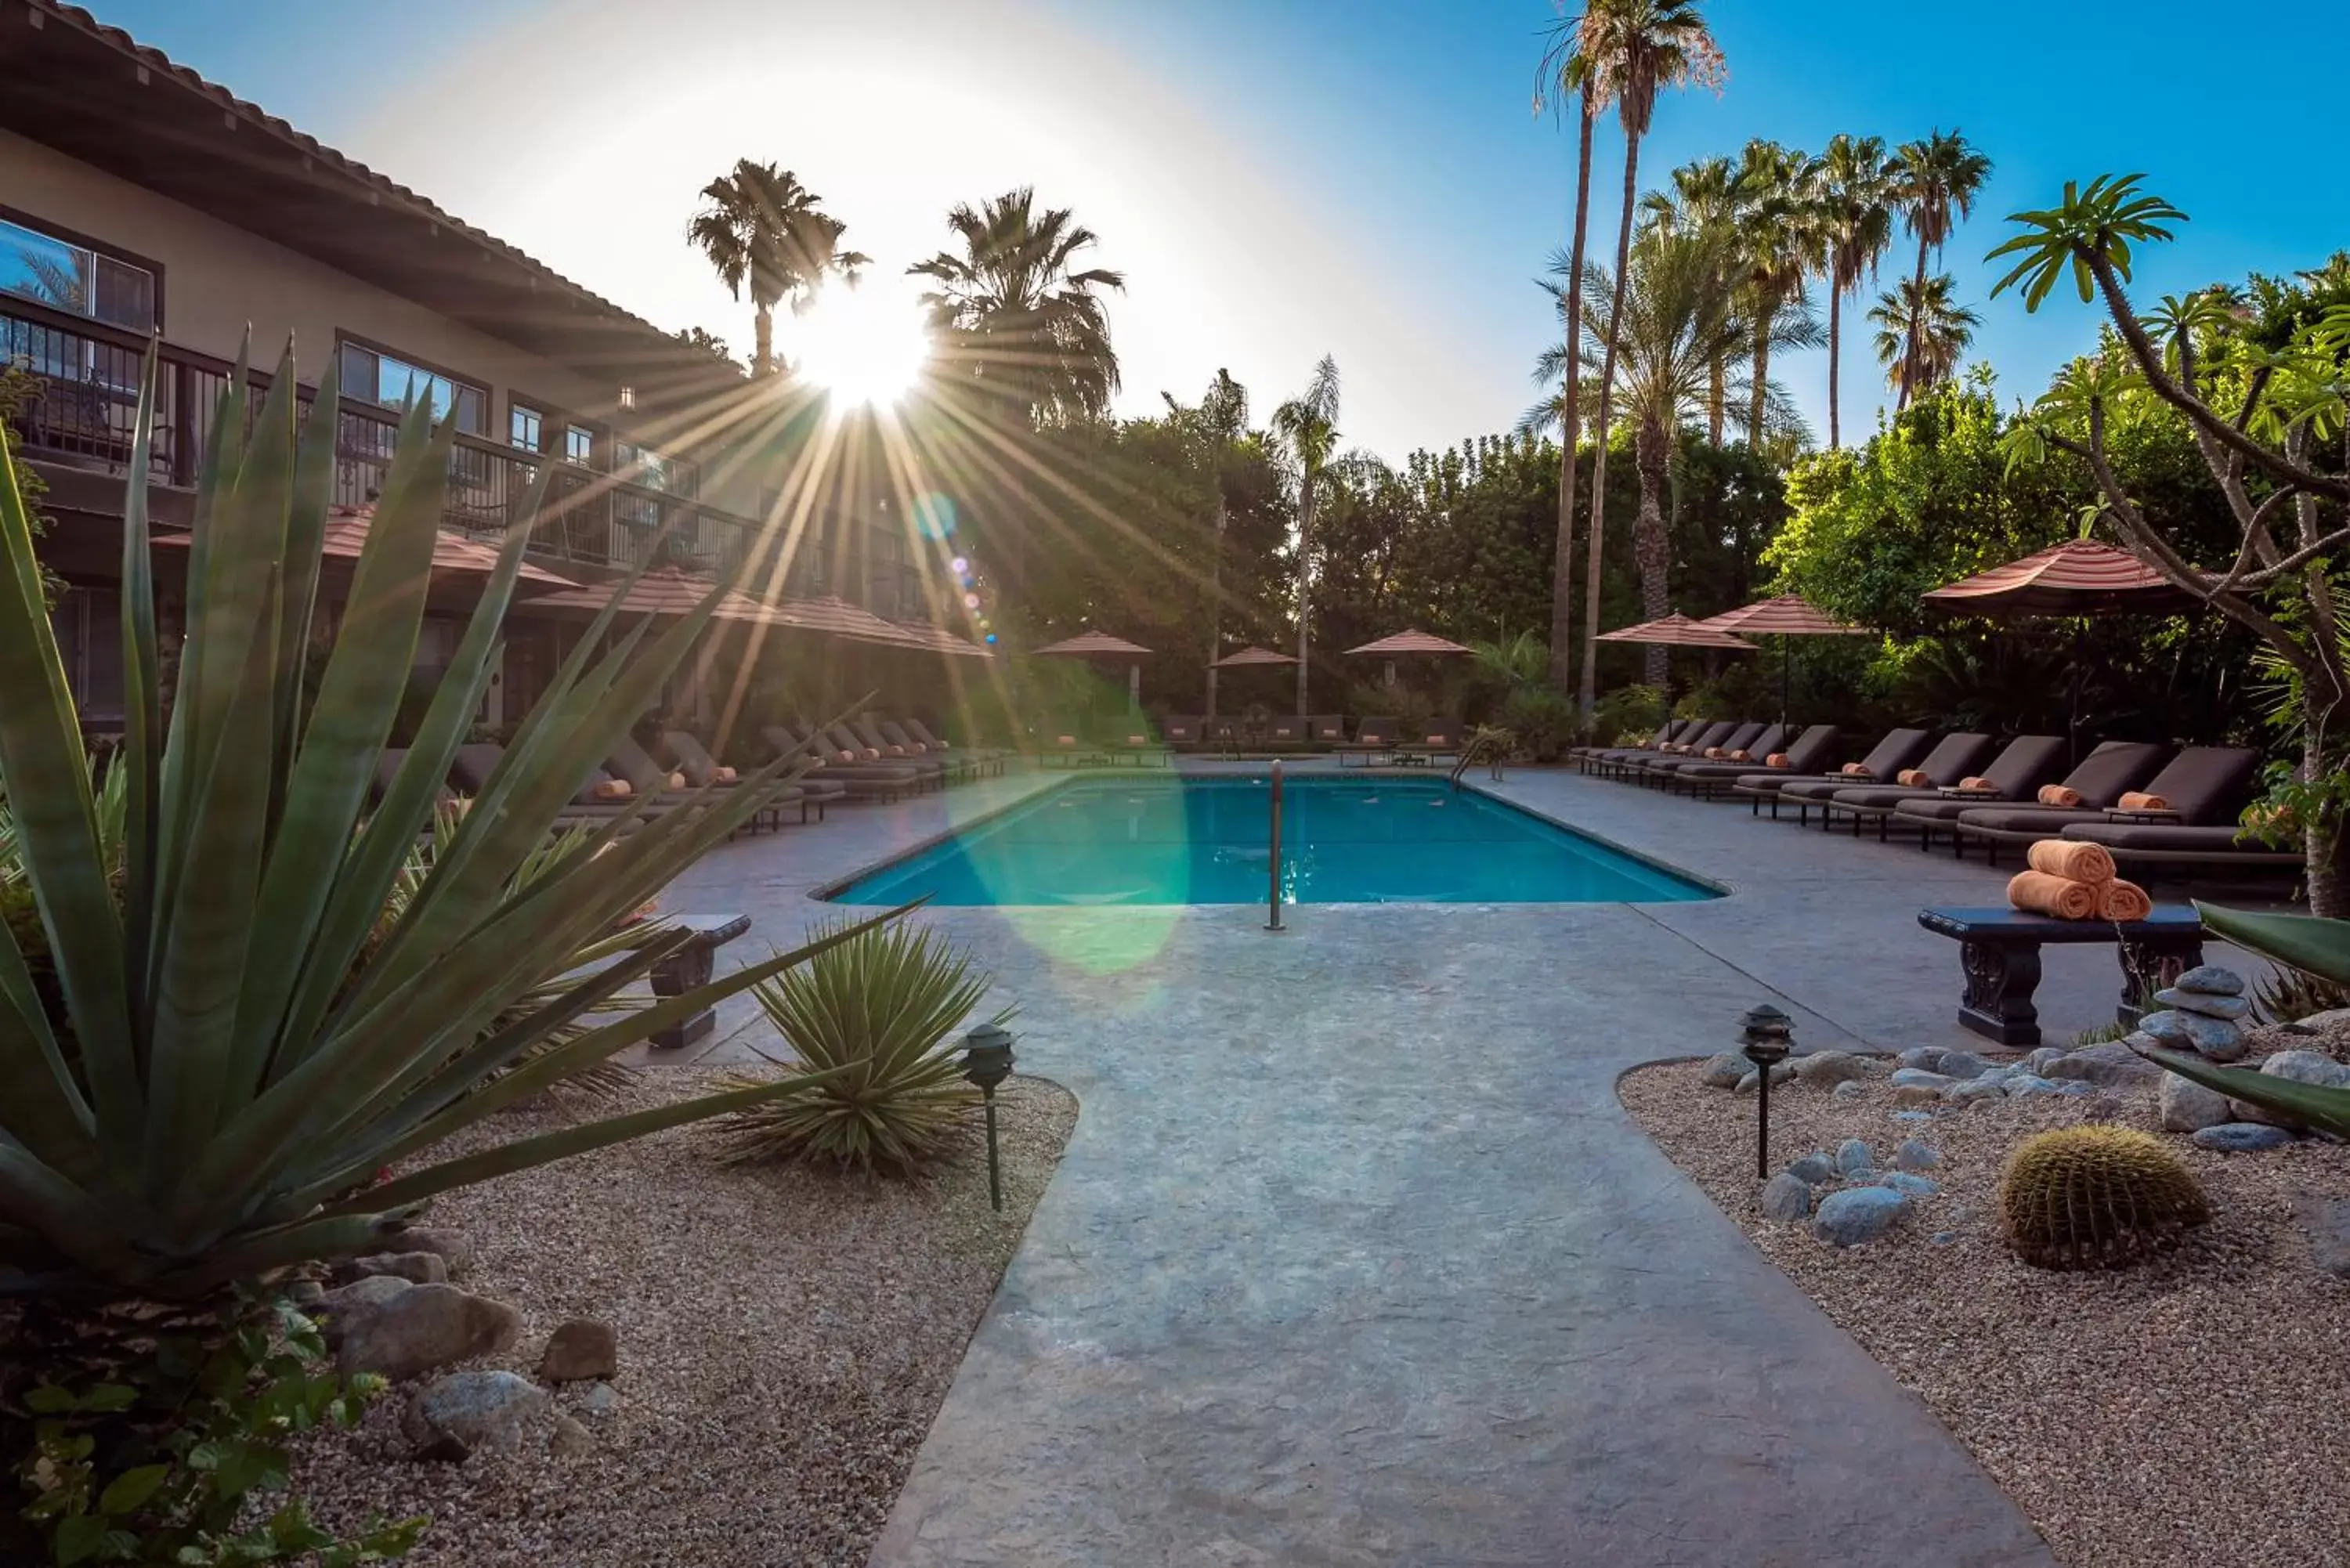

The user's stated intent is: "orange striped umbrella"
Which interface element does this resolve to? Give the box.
[1922,540,2198,615]
[1343,628,1473,658]
[1594,612,1758,652]
[1694,595,1867,723]
[1210,645,1298,667]
[152,505,576,608]
[509,563,782,623]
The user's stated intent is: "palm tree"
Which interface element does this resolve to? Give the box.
[1729,139,1821,451]
[1271,356,1341,716]
[1869,273,1978,396]
[1640,155,1739,440]
[1889,130,1993,410]
[1164,370,1250,717]
[1571,0,1726,722]
[685,161,869,378]
[1533,9,1617,692]
[1813,134,1896,449]
[909,187,1126,428]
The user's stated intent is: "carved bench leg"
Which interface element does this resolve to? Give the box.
[2117,935,2204,1029]
[1958,938,2044,1046]
[649,942,717,1051]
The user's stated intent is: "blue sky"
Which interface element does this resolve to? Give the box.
[95,0,2350,461]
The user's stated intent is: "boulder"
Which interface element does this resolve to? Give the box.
[2153,987,2251,1022]
[2044,1042,2163,1088]
[1893,1084,1945,1108]
[2229,1049,2350,1128]
[580,1382,620,1419]
[1894,1139,1940,1171]
[1891,1109,1935,1123]
[1733,1062,1797,1093]
[403,1370,548,1461]
[1831,1080,1865,1100]
[1889,1068,1954,1092]
[1896,1046,1946,1072]
[1759,1172,1813,1223]
[1698,1052,1755,1089]
[2292,1193,2350,1278]
[2172,964,2245,996]
[2192,1122,2298,1153]
[1784,1154,1836,1187]
[547,1413,594,1459]
[1813,1187,1908,1248]
[345,1252,448,1286]
[2001,1075,2060,1098]
[539,1319,618,1384]
[2023,1046,2068,1075]
[2294,1006,2350,1031]
[2137,1009,2247,1063]
[317,1274,413,1342]
[1791,1050,1877,1088]
[1883,1171,1941,1198]
[1935,1050,1989,1081]
[338,1284,519,1382]
[1833,1138,1875,1176]
[398,1228,478,1278]
[2159,1073,2234,1133]
[1947,1078,2011,1107]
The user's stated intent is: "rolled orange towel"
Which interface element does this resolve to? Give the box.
[1896,768,1930,787]
[1055,735,1077,746]
[1838,763,1873,778]
[2008,869,2099,919]
[836,750,859,765]
[667,771,688,791]
[1729,750,1752,762]
[2026,838,2117,884]
[2037,784,2083,807]
[590,776,632,801]
[1765,753,1790,768]
[1704,746,1727,759]
[2117,790,2172,812]
[2098,878,2153,921]
[1127,734,1148,745]
[1957,775,1996,792]
[713,764,739,783]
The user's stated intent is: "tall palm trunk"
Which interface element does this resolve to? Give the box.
[1827,284,1842,450]
[1577,129,1644,721]
[1707,359,1725,446]
[754,302,775,378]
[1205,486,1227,717]
[1546,98,1598,693]
[1897,237,1929,412]
[1748,300,1774,448]
[1295,479,1314,716]
[1632,416,1672,688]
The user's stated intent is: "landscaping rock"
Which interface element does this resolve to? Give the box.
[579,1382,620,1418]
[1833,1138,1874,1176]
[1759,1172,1813,1223]
[318,1274,412,1336]
[2154,986,2251,1021]
[2024,1046,2068,1075]
[1929,1230,1958,1246]
[1947,1078,2011,1107]
[2174,964,2245,996]
[2137,1009,2247,1063]
[1936,1050,1988,1081]
[345,1251,447,1286]
[2292,1193,2350,1278]
[1896,1046,1946,1072]
[287,1280,325,1308]
[1784,1154,1836,1186]
[539,1319,618,1383]
[547,1414,594,1458]
[403,1370,548,1461]
[398,1228,477,1278]
[2296,1006,2350,1031]
[2044,1042,2164,1087]
[1790,1050,1876,1088]
[1698,1052,1755,1089]
[2231,1049,2350,1128]
[1889,1068,1954,1092]
[2192,1122,2298,1153]
[1883,1171,1941,1198]
[338,1284,519,1382]
[1733,1062,1797,1093]
[2159,1073,2234,1133]
[1812,1187,1908,1248]
[1893,1084,1946,1108]
[1891,1109,1935,1122]
[2001,1075,2060,1098]
[1894,1139,1940,1171]
[1831,1080,1865,1100]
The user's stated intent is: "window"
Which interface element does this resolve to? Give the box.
[0,216,155,332]
[614,439,696,497]
[564,424,595,465]
[509,402,543,453]
[337,340,486,435]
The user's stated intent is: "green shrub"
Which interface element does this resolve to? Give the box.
[718,920,1012,1175]
[1591,684,1668,743]
[1495,686,1579,762]
[1345,680,1436,728]
[6,1295,423,1565]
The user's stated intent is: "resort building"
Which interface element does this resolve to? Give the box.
[0,0,963,731]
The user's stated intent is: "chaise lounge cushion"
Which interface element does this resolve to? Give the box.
[2059,821,2304,861]
[1748,728,1936,800]
[1671,724,1841,782]
[1952,744,2251,838]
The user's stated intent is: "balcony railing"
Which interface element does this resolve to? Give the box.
[1,298,763,580]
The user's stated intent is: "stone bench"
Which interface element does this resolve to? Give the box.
[613,912,752,1050]
[1915,905,2207,1047]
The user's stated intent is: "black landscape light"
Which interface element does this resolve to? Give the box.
[960,1022,1017,1212]
[1741,1003,1795,1179]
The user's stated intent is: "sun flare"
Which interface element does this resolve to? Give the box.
[789,280,932,406]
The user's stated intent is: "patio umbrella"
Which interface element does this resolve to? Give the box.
[1593,612,1760,652]
[1922,539,2203,761]
[151,505,577,612]
[508,562,785,625]
[879,617,995,659]
[1033,630,1152,710]
[1209,645,1299,668]
[1343,627,1473,689]
[1693,594,1871,724]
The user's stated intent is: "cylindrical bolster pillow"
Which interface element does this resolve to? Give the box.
[2026,838,2117,884]
[2008,869,2099,919]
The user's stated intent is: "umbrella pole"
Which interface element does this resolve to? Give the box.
[1781,638,1791,728]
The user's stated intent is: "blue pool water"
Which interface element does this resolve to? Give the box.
[826,777,1719,906]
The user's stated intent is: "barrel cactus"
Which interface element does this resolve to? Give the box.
[1998,1125,2210,1270]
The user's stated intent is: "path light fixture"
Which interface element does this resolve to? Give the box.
[1740,1003,1795,1179]
[960,1022,1017,1212]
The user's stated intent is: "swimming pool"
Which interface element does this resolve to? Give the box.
[824,776,1719,906]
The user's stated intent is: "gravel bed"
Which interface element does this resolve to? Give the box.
[1619,1050,2350,1568]
[295,1068,1077,1568]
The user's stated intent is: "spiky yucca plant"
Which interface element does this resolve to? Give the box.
[718,920,1009,1174]
[0,343,897,1302]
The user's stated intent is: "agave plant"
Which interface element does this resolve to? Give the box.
[0,342,902,1302]
[718,919,1009,1174]
[2133,902,2350,1138]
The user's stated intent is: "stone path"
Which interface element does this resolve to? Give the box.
[646,762,2244,1566]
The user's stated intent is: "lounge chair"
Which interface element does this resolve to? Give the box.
[1202,715,1241,757]
[1892,739,2163,853]
[1949,744,2258,863]
[1308,714,1346,748]
[873,718,971,785]
[849,716,949,786]
[1266,714,1309,749]
[1336,717,1399,768]
[759,724,924,803]
[664,729,840,826]
[1820,733,2059,840]
[1394,718,1463,767]
[1572,718,1691,773]
[1732,728,1936,820]
[1810,732,2000,835]
[449,742,658,830]
[897,717,1007,776]
[1635,721,1775,786]
[1672,724,1842,800]
[1611,720,1741,779]
[2056,819,2305,869]
[1037,724,1095,769]
[1164,715,1205,751]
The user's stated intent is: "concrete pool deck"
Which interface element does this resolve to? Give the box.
[645,761,2248,1566]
